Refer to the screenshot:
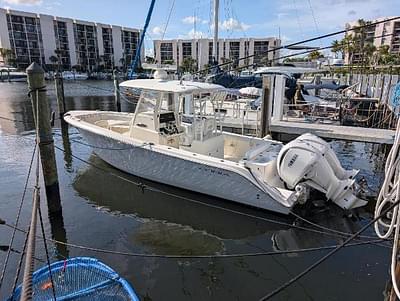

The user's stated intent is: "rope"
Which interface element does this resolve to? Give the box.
[289,211,388,242]
[258,192,400,300]
[0,115,61,125]
[20,90,41,300]
[0,143,37,289]
[194,16,400,75]
[11,225,30,297]
[160,0,176,41]
[374,118,400,298]
[37,202,56,300]
[1,221,387,259]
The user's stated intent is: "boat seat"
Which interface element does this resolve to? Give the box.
[243,143,277,162]
[94,120,130,132]
[110,125,130,134]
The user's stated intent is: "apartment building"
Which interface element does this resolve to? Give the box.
[345,17,400,63]
[0,8,143,71]
[153,37,281,70]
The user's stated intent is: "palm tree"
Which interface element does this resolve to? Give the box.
[308,50,324,61]
[342,34,356,65]
[363,43,376,65]
[377,45,390,65]
[180,57,197,73]
[331,40,342,59]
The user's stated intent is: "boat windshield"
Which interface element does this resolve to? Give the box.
[135,90,159,115]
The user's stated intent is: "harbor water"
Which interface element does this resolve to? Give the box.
[0,80,391,300]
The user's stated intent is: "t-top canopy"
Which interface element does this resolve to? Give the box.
[120,79,225,94]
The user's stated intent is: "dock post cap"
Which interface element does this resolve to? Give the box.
[26,62,44,74]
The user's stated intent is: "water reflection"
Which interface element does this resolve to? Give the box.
[59,121,73,171]
[72,154,373,255]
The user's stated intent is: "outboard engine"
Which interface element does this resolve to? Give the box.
[277,133,367,210]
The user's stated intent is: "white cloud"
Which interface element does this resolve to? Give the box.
[202,20,208,25]
[152,26,163,36]
[2,0,42,5]
[220,18,251,31]
[182,16,202,25]
[178,29,206,39]
[187,29,205,39]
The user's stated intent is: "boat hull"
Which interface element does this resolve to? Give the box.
[78,128,290,214]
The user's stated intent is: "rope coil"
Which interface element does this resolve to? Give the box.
[374,118,400,298]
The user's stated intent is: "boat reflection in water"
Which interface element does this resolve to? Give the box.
[72,154,371,255]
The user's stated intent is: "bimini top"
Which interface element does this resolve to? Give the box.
[120,79,225,94]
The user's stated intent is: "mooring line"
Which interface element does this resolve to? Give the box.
[1,222,387,259]
[258,195,400,300]
[0,143,37,290]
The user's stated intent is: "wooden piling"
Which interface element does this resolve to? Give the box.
[315,75,321,97]
[260,75,272,138]
[26,62,62,214]
[113,70,121,112]
[54,71,66,117]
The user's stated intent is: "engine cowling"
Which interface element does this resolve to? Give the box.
[276,133,367,210]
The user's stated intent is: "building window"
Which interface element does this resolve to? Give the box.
[121,30,139,68]
[160,42,173,63]
[73,23,99,71]
[6,13,45,68]
[182,42,192,59]
[253,41,269,65]
[208,41,219,64]
[101,27,114,69]
[54,21,71,70]
[229,42,240,60]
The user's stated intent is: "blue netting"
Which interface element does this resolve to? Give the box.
[9,257,139,301]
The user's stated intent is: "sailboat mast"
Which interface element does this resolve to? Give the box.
[212,0,219,63]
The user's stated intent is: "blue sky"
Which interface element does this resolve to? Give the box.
[1,0,400,56]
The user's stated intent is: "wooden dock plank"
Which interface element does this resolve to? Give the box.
[270,120,396,144]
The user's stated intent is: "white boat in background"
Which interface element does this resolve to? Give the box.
[0,66,27,82]
[64,71,366,215]
[62,71,88,80]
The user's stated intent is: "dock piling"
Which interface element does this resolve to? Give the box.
[26,62,62,214]
[260,75,272,138]
[113,70,121,112]
[54,71,66,117]
[315,75,321,97]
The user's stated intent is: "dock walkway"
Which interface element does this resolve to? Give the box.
[270,119,396,144]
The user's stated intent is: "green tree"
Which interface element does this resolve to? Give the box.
[308,50,324,61]
[331,40,343,58]
[162,59,175,65]
[179,57,197,73]
[145,56,156,64]
[220,57,231,71]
